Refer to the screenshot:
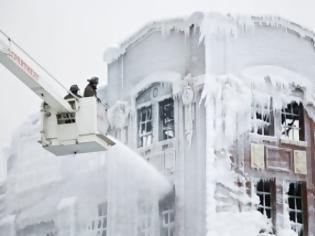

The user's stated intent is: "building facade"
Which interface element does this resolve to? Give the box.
[102,12,315,235]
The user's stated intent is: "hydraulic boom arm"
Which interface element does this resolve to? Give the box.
[0,30,115,156]
[0,30,73,113]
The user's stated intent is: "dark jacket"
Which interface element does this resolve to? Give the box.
[64,93,81,99]
[84,84,97,97]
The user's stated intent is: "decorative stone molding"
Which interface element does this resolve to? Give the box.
[294,150,307,175]
[266,146,291,172]
[250,143,265,170]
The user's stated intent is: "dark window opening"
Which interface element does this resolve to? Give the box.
[288,182,305,236]
[56,112,76,124]
[137,106,153,147]
[159,98,175,141]
[159,189,175,236]
[281,102,304,141]
[256,180,274,219]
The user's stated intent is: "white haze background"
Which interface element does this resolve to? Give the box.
[0,0,315,178]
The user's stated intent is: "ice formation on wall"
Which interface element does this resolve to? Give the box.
[5,11,315,236]
[198,12,313,236]
[101,11,315,235]
[199,12,254,40]
[107,101,130,130]
[104,11,315,65]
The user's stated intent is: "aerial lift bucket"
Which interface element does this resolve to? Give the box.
[41,97,115,156]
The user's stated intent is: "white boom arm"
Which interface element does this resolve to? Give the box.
[0,30,115,156]
[0,30,73,113]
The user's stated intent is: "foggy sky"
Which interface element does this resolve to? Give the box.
[0,0,315,152]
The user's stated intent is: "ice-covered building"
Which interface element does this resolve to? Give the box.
[102,12,315,236]
[1,12,315,236]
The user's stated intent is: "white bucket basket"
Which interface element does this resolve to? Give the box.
[41,97,114,156]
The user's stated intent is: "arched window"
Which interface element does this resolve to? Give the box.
[136,82,175,148]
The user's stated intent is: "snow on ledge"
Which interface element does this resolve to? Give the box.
[131,70,182,98]
[103,12,315,64]
[280,138,308,147]
[103,44,126,63]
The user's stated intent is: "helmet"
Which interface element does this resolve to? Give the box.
[88,76,99,85]
[70,84,79,93]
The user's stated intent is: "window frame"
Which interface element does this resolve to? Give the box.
[256,179,275,220]
[161,208,175,236]
[159,98,175,141]
[287,182,306,236]
[136,88,175,149]
[251,97,274,136]
[241,180,276,234]
[281,102,304,141]
[137,105,153,148]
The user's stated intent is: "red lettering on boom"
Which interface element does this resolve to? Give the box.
[9,51,39,80]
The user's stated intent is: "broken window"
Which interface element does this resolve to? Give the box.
[288,182,305,236]
[256,180,274,219]
[159,98,175,141]
[281,102,304,141]
[251,98,274,136]
[137,106,153,147]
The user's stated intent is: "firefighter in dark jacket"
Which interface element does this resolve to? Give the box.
[64,84,81,99]
[84,77,99,97]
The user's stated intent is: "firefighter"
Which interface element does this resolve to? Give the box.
[84,77,99,97]
[64,84,81,99]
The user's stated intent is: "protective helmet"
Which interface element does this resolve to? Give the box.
[70,84,79,93]
[88,76,99,85]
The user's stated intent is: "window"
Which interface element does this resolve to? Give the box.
[281,102,304,141]
[159,189,175,236]
[251,98,274,136]
[256,180,274,219]
[162,209,175,236]
[137,106,153,147]
[56,112,76,124]
[288,182,305,236]
[136,83,175,148]
[87,202,108,236]
[159,98,175,141]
